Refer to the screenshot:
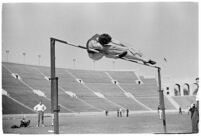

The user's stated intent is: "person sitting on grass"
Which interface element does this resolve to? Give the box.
[11,117,30,128]
[20,117,31,127]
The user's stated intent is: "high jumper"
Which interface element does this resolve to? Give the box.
[86,33,156,65]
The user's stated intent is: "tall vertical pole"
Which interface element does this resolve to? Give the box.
[50,38,55,113]
[22,52,26,64]
[50,38,59,134]
[54,77,59,133]
[112,60,115,70]
[73,58,76,69]
[6,50,9,62]
[93,60,95,70]
[157,67,167,133]
[38,54,41,66]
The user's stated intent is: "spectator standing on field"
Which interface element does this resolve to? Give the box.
[189,104,196,119]
[179,106,182,115]
[105,110,108,116]
[191,78,199,133]
[119,108,122,117]
[126,109,129,117]
[158,105,162,119]
[117,109,119,117]
[192,106,199,133]
[34,100,47,127]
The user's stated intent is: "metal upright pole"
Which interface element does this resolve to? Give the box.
[157,67,167,133]
[50,38,59,134]
[50,38,55,112]
[54,77,59,134]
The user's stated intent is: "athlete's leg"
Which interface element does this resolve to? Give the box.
[103,44,156,65]
[124,50,156,65]
[124,51,146,62]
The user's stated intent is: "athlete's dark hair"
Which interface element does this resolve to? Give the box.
[98,33,112,45]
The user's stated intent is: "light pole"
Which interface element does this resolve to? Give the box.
[93,60,95,70]
[22,52,26,64]
[38,54,41,66]
[6,50,10,62]
[73,58,76,69]
[112,60,115,70]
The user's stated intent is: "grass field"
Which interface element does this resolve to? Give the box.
[3,111,193,134]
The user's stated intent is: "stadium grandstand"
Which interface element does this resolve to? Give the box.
[2,62,197,114]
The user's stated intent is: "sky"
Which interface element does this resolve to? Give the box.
[2,2,199,81]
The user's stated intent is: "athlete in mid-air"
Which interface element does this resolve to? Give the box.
[86,33,156,65]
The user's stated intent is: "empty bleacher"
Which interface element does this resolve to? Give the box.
[2,62,188,114]
[4,63,100,113]
[140,77,158,85]
[69,69,111,83]
[120,83,175,110]
[38,67,117,111]
[69,69,150,110]
[87,83,147,111]
[2,95,34,114]
[172,96,196,109]
[58,75,118,111]
[107,71,138,83]
[2,65,51,113]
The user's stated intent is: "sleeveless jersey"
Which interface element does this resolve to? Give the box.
[86,34,104,60]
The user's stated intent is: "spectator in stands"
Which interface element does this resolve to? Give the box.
[34,100,47,127]
[126,109,129,117]
[179,106,182,115]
